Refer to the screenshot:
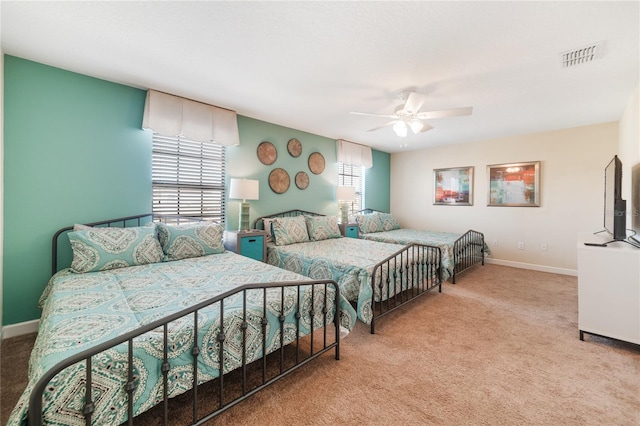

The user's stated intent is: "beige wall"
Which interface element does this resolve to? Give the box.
[618,83,639,225]
[391,122,619,273]
[0,49,4,336]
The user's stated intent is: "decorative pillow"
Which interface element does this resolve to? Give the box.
[272,216,310,246]
[68,224,164,273]
[378,213,401,231]
[156,222,224,261]
[262,218,275,243]
[305,215,342,241]
[356,214,384,234]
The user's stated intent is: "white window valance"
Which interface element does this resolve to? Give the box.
[337,139,373,168]
[142,90,240,146]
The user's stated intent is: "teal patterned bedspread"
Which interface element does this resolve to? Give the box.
[360,229,490,279]
[266,238,435,325]
[9,252,355,426]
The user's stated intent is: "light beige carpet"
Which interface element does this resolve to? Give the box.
[2,264,639,425]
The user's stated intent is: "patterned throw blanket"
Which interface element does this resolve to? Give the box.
[360,229,491,279]
[266,238,439,324]
[9,252,355,426]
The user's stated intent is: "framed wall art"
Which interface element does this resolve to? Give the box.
[268,168,290,194]
[487,161,540,207]
[287,138,302,157]
[433,166,474,205]
[257,141,277,165]
[308,152,325,175]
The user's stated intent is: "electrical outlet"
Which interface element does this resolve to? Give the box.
[517,241,525,250]
[492,239,499,246]
[541,243,548,251]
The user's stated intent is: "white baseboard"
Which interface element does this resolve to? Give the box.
[485,258,577,276]
[1,319,39,340]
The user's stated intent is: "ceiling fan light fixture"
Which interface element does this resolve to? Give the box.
[408,119,424,134]
[393,121,408,137]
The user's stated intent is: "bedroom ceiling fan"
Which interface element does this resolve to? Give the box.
[350,91,473,137]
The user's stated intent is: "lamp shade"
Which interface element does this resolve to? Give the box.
[393,121,408,137]
[336,186,356,201]
[229,178,259,201]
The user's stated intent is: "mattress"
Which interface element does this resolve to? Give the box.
[266,237,437,324]
[9,251,355,425]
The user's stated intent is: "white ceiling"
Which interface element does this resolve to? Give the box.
[1,1,638,153]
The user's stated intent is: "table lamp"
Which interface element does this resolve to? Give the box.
[336,186,356,224]
[229,178,259,231]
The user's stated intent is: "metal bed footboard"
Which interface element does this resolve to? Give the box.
[369,243,442,334]
[28,279,341,426]
[452,230,486,284]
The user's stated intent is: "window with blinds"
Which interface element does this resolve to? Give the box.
[338,163,364,215]
[152,135,226,223]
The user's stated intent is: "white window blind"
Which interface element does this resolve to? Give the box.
[152,134,226,222]
[338,163,364,215]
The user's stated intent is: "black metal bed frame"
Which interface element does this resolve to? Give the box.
[356,208,486,284]
[253,210,443,334]
[451,229,486,284]
[31,214,342,425]
[368,243,442,334]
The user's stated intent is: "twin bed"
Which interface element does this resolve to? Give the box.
[14,209,487,425]
[254,210,447,333]
[354,209,489,283]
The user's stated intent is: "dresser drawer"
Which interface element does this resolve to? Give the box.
[345,225,359,238]
[339,223,359,238]
[240,235,265,261]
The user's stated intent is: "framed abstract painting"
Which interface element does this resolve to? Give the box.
[433,166,474,205]
[487,161,540,207]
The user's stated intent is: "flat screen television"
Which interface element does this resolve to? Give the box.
[631,163,640,244]
[604,155,627,241]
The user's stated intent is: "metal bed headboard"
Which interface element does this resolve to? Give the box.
[253,209,324,230]
[51,214,206,275]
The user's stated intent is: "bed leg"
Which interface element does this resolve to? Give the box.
[370,318,375,334]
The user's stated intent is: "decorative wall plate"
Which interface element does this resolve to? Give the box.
[269,168,290,194]
[287,138,302,157]
[295,171,309,190]
[308,152,325,175]
[257,141,277,165]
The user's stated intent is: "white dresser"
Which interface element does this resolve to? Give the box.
[577,232,640,344]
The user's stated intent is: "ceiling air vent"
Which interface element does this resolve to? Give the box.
[560,42,602,68]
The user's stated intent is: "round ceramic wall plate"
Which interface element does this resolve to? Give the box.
[308,152,325,175]
[257,141,277,165]
[269,168,290,194]
[287,138,302,157]
[295,171,309,189]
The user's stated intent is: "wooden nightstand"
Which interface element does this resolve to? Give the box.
[224,230,267,262]
[339,223,359,238]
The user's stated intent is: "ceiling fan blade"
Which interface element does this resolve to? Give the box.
[350,111,399,119]
[420,123,434,133]
[416,106,473,120]
[403,92,427,114]
[367,120,398,132]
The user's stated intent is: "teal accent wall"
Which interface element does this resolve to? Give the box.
[227,116,391,229]
[227,116,339,229]
[3,56,151,325]
[365,149,391,212]
[2,56,390,326]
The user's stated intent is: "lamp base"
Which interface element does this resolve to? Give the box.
[239,202,250,231]
[339,203,349,224]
